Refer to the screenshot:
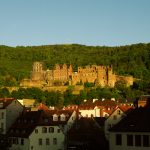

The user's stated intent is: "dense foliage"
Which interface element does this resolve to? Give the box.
[0,81,147,107]
[0,43,150,85]
[0,43,150,105]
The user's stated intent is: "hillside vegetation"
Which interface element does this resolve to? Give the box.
[0,43,150,86]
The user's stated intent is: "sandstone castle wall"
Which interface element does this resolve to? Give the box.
[20,62,134,88]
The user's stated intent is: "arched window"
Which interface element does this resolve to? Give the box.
[42,127,47,133]
[49,127,54,133]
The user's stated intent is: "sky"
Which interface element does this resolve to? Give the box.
[0,0,150,47]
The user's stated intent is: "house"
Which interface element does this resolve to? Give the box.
[31,103,49,111]
[0,98,23,149]
[8,109,77,150]
[79,105,101,118]
[104,105,133,140]
[68,117,109,150]
[138,95,150,107]
[63,105,78,111]
[109,99,150,150]
[0,98,23,135]
[79,99,117,118]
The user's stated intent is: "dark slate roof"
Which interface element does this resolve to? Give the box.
[93,117,106,127]
[110,105,150,132]
[68,117,108,150]
[8,109,74,138]
[0,98,16,109]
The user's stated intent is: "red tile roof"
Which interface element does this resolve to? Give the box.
[37,103,49,111]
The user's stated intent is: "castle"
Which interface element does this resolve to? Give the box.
[20,62,134,88]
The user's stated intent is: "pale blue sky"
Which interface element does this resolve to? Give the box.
[0,0,150,46]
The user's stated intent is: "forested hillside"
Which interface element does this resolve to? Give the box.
[0,43,150,86]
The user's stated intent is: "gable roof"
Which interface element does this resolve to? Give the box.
[0,98,16,109]
[110,106,150,132]
[68,117,108,149]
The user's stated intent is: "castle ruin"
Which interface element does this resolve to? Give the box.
[20,62,134,88]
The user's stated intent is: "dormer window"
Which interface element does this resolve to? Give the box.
[53,114,58,121]
[60,114,66,121]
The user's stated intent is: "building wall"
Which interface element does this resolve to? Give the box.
[66,111,77,132]
[29,126,65,150]
[105,108,125,140]
[0,109,6,134]
[110,132,150,150]
[79,108,100,118]
[6,100,23,134]
[9,138,29,150]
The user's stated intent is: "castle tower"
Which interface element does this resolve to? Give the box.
[61,64,68,81]
[31,62,45,81]
[107,65,116,87]
[97,66,108,87]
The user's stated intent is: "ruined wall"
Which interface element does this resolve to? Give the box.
[21,62,133,88]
